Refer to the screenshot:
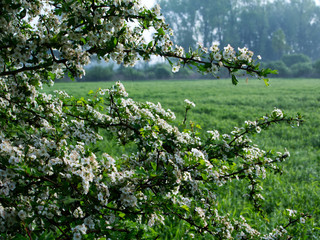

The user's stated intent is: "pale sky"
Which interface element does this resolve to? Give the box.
[141,0,156,8]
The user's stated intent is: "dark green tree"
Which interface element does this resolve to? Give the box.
[271,29,289,59]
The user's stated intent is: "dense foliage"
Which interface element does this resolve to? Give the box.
[0,0,310,239]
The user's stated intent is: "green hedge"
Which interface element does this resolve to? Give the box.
[65,55,320,82]
[263,54,320,78]
[79,63,199,82]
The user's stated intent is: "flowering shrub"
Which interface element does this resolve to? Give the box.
[0,0,310,239]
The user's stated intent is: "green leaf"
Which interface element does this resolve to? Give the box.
[67,71,75,81]
[113,37,118,46]
[152,125,159,132]
[231,74,238,85]
[48,72,55,81]
[147,41,153,48]
[157,28,165,36]
[263,68,278,76]
[63,196,81,205]
[181,205,190,212]
[264,78,270,86]
[199,159,206,166]
[80,37,86,45]
[143,19,150,29]
[20,9,27,19]
[151,162,157,171]
[201,173,208,180]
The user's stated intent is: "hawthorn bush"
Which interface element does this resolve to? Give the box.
[0,0,310,239]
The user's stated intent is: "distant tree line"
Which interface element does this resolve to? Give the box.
[74,53,320,82]
[158,0,320,61]
[262,53,320,78]
[75,63,197,82]
[156,0,320,78]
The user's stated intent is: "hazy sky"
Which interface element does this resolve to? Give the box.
[141,0,156,8]
[142,0,155,7]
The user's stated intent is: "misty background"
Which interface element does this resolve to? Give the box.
[75,0,320,82]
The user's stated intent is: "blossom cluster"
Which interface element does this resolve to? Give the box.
[0,0,308,239]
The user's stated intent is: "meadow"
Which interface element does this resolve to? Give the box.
[44,78,320,239]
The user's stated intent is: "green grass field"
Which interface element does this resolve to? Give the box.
[44,78,320,238]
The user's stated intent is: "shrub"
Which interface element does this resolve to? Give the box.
[82,65,114,82]
[312,59,320,77]
[281,54,311,67]
[262,61,291,77]
[117,66,147,80]
[291,62,313,77]
[152,63,174,79]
